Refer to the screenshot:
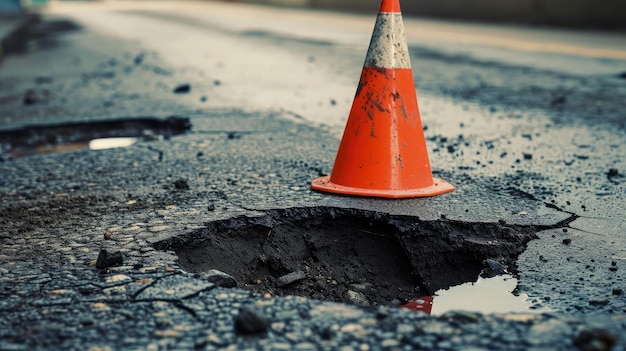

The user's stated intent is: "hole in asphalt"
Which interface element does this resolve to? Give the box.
[0,116,191,158]
[1,16,81,55]
[155,207,563,308]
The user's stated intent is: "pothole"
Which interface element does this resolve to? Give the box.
[155,207,571,308]
[0,116,191,158]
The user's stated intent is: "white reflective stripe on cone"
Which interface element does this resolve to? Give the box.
[364,13,411,69]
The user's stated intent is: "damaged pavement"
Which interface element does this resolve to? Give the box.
[1,2,626,350]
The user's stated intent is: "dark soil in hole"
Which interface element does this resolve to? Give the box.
[155,207,565,307]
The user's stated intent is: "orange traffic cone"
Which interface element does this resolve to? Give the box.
[311,0,455,198]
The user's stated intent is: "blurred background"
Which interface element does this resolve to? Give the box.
[236,0,626,29]
[2,0,626,29]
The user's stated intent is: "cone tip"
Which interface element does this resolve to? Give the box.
[379,0,401,13]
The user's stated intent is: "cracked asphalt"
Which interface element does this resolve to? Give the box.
[1,1,625,350]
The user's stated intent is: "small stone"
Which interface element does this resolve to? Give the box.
[612,288,623,296]
[607,168,619,179]
[481,259,506,278]
[562,238,572,245]
[96,250,124,269]
[275,271,306,288]
[173,84,190,93]
[103,232,111,240]
[347,282,373,293]
[574,329,617,351]
[197,269,238,288]
[174,178,189,190]
[234,307,270,335]
[589,299,610,306]
[523,153,533,160]
[345,290,370,307]
[207,203,216,211]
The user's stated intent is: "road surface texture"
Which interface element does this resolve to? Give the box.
[1,1,625,350]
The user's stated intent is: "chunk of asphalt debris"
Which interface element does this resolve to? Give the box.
[174,178,189,190]
[197,269,238,288]
[96,249,124,269]
[173,84,191,94]
[234,307,270,335]
[480,259,506,278]
[607,168,619,179]
[347,282,373,293]
[345,290,370,307]
[275,270,306,288]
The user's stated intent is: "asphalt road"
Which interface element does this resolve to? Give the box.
[1,1,625,350]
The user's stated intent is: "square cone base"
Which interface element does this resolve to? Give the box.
[311,176,455,199]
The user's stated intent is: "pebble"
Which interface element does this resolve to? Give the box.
[173,84,190,94]
[347,282,372,293]
[345,290,370,307]
[174,178,189,190]
[198,269,238,288]
[234,307,270,335]
[96,250,124,269]
[481,259,506,278]
[275,271,306,288]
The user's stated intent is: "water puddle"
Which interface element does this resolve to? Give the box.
[88,137,139,150]
[0,116,190,158]
[402,274,547,315]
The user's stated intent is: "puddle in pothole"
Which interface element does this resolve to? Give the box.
[0,116,190,158]
[402,274,550,315]
[155,207,561,312]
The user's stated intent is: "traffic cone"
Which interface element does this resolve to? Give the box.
[311,0,455,198]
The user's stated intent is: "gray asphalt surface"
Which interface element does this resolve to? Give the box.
[1,1,625,350]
